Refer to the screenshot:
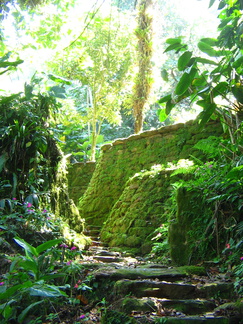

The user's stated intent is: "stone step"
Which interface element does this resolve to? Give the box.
[114,279,197,299]
[156,298,217,315]
[94,266,192,281]
[115,297,216,316]
[150,316,238,323]
[93,255,124,263]
[113,279,234,300]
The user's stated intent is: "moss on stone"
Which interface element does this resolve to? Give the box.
[177,266,206,276]
[67,120,224,257]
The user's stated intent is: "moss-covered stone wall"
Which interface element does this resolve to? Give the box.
[78,119,223,231]
[100,166,180,255]
[68,162,96,206]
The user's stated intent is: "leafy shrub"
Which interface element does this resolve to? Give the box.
[0,238,68,323]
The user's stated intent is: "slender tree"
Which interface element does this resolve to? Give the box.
[132,0,153,133]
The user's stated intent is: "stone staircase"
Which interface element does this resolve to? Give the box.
[82,228,242,323]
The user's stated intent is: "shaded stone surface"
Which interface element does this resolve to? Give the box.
[93,266,190,281]
[114,279,196,299]
[158,298,216,315]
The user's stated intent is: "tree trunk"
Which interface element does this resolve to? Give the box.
[133,0,153,134]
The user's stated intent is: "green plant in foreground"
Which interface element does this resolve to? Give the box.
[0,237,67,323]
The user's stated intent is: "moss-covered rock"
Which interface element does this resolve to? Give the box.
[51,156,89,249]
[78,119,223,231]
[169,186,217,265]
[67,162,96,206]
[100,166,176,254]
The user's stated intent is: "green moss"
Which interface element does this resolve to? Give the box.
[120,297,155,314]
[177,266,206,276]
[74,120,224,257]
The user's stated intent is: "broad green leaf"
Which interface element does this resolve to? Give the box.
[14,238,38,257]
[158,94,171,104]
[2,304,13,320]
[166,99,176,115]
[218,0,226,9]
[0,59,24,68]
[164,43,187,53]
[0,281,33,300]
[175,68,197,96]
[232,56,243,69]
[18,259,38,277]
[198,41,220,57]
[209,0,217,7]
[211,82,228,97]
[165,37,182,45]
[0,300,15,316]
[192,76,208,87]
[36,238,63,255]
[175,72,191,96]
[18,300,44,323]
[48,74,72,85]
[29,284,68,297]
[26,142,32,148]
[200,38,218,46]
[178,51,192,71]
[157,108,167,122]
[195,57,218,65]
[197,99,217,127]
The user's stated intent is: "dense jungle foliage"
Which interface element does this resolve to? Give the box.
[0,0,242,322]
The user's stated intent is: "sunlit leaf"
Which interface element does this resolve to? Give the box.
[48,74,72,85]
[175,68,197,96]
[14,237,38,257]
[178,51,192,71]
[164,43,187,53]
[166,99,176,115]
[158,94,171,104]
[209,0,217,7]
[157,108,167,122]
[36,238,63,255]
[198,41,220,57]
[165,37,183,44]
[195,57,218,65]
[200,38,218,46]
[218,0,226,9]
